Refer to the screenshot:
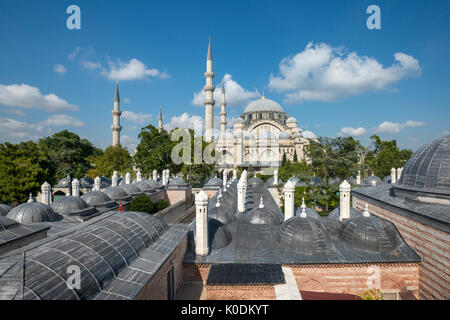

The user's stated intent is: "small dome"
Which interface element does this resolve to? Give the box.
[134,180,153,192]
[265,177,284,187]
[339,215,399,253]
[276,216,332,254]
[309,176,323,186]
[168,177,188,187]
[279,132,291,139]
[383,176,392,184]
[98,176,112,189]
[288,176,307,187]
[295,207,321,219]
[0,216,19,230]
[248,176,264,187]
[363,176,384,186]
[103,187,132,201]
[205,177,223,187]
[209,205,236,225]
[120,184,144,196]
[286,117,297,123]
[193,218,232,250]
[80,176,94,188]
[7,201,58,224]
[54,176,71,188]
[246,205,283,225]
[0,204,12,217]
[328,177,342,186]
[244,98,285,113]
[293,131,303,138]
[81,191,115,208]
[51,196,95,216]
[234,117,244,124]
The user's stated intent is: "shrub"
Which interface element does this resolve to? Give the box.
[157,199,170,212]
[359,289,384,300]
[130,195,155,214]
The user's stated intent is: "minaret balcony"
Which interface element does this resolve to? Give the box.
[204,72,215,78]
[204,98,215,105]
[203,84,215,91]
[111,125,122,131]
[112,110,122,116]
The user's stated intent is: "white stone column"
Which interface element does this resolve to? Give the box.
[391,168,397,184]
[112,171,118,187]
[232,169,237,181]
[274,169,279,186]
[356,170,361,185]
[223,170,228,190]
[41,182,51,205]
[237,177,246,213]
[284,180,296,221]
[94,176,101,191]
[72,179,80,197]
[339,180,351,221]
[195,190,209,256]
[136,171,142,182]
[397,167,403,181]
[125,172,131,185]
[153,170,158,181]
[166,169,170,184]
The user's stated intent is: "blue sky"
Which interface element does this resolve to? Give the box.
[0,0,448,152]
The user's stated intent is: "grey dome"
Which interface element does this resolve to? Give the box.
[0,204,12,217]
[288,176,307,187]
[80,176,94,188]
[265,177,284,187]
[119,184,144,197]
[134,180,154,192]
[168,177,188,187]
[328,207,363,220]
[286,117,297,123]
[51,196,95,216]
[248,177,264,187]
[209,205,236,225]
[244,98,285,113]
[0,216,19,230]
[309,176,323,186]
[246,206,283,225]
[193,218,232,250]
[81,191,115,208]
[295,207,321,219]
[205,177,223,187]
[279,132,291,139]
[383,176,392,184]
[98,176,112,189]
[7,202,58,224]
[276,216,332,254]
[339,215,399,253]
[399,135,450,194]
[103,187,132,201]
[363,176,384,186]
[54,176,71,188]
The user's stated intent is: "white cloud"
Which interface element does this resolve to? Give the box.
[53,64,67,74]
[444,130,450,135]
[302,130,317,139]
[122,111,152,124]
[164,112,203,132]
[269,42,422,103]
[102,58,170,81]
[0,117,44,142]
[375,120,426,134]
[123,98,130,104]
[192,74,260,107]
[339,126,367,137]
[121,135,138,152]
[41,114,84,127]
[0,84,79,112]
[80,61,102,70]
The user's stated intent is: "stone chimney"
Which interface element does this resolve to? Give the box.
[284,180,296,221]
[153,170,158,181]
[223,170,228,190]
[237,177,246,213]
[125,172,131,185]
[41,182,51,205]
[273,169,279,186]
[195,190,209,256]
[72,179,80,197]
[339,180,351,221]
[112,171,118,187]
[136,170,142,182]
[233,169,237,181]
[397,167,403,182]
[94,176,101,191]
[391,168,397,184]
[356,170,361,185]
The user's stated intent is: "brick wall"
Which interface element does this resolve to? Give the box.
[203,189,219,200]
[149,189,169,204]
[135,236,188,300]
[206,285,276,300]
[167,188,192,206]
[290,263,419,299]
[353,197,450,300]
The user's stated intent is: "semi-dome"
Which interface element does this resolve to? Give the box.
[51,196,95,216]
[395,135,450,203]
[119,184,144,197]
[0,204,12,217]
[81,191,116,208]
[276,216,332,254]
[339,215,399,253]
[243,98,285,113]
[363,175,384,186]
[103,186,132,201]
[286,117,297,123]
[7,200,58,224]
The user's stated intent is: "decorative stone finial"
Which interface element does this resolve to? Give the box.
[300,198,307,218]
[27,193,34,203]
[363,203,371,217]
[259,197,264,209]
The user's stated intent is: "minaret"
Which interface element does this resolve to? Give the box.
[158,106,163,133]
[204,38,215,142]
[220,82,227,140]
[111,81,122,146]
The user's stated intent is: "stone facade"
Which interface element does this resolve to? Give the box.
[353,197,449,300]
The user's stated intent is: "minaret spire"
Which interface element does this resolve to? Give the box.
[111,81,122,146]
[158,106,163,133]
[204,37,215,142]
[220,81,227,141]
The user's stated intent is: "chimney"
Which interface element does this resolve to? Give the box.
[356,170,361,185]
[136,170,142,182]
[391,168,397,184]
[339,180,351,221]
[195,190,209,256]
[94,176,101,191]
[232,169,237,180]
[273,169,279,186]
[237,177,246,213]
[397,167,403,182]
[41,182,51,205]
[153,169,158,181]
[284,180,296,221]
[112,171,118,187]
[72,179,80,197]
[125,172,131,185]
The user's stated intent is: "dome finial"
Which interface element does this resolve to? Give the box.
[300,198,307,218]
[27,193,34,203]
[216,197,221,208]
[259,197,264,209]
[261,90,265,100]
[363,203,371,217]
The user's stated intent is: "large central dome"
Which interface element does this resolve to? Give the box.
[243,97,285,113]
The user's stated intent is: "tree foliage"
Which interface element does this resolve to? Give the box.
[87,145,133,179]
[130,195,155,214]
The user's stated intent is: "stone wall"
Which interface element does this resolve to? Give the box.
[149,189,169,204]
[167,188,193,206]
[135,236,188,300]
[206,285,276,300]
[353,196,449,300]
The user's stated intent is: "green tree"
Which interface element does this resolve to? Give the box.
[39,130,101,180]
[87,145,133,178]
[156,199,171,212]
[0,141,50,205]
[130,195,155,214]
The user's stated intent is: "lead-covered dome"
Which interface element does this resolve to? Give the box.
[51,196,95,216]
[81,191,116,208]
[245,205,283,225]
[243,98,285,113]
[120,184,144,197]
[396,135,450,202]
[103,186,132,201]
[7,201,58,223]
[363,175,384,186]
[193,218,232,250]
[0,204,12,217]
